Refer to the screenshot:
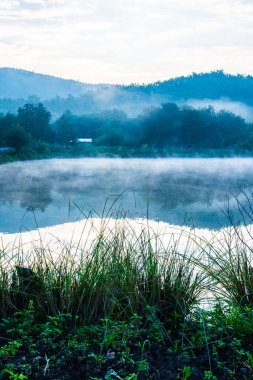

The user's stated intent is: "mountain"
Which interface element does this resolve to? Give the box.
[141,70,253,105]
[0,67,103,99]
[1,68,253,119]
[2,68,253,102]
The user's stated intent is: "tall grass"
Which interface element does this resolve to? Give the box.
[196,190,253,307]
[2,189,253,329]
[0,218,205,327]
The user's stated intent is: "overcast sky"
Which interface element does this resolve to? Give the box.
[0,0,253,84]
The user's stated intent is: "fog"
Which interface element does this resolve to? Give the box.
[79,91,253,121]
[83,87,167,118]
[182,98,253,122]
[83,89,253,121]
[1,157,253,233]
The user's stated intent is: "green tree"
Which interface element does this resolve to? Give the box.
[18,103,52,141]
[0,113,18,146]
[5,125,29,151]
[54,111,77,145]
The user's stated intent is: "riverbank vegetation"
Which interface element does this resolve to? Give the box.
[1,100,253,164]
[2,145,252,165]
[1,200,253,379]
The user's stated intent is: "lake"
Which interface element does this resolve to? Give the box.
[1,157,253,233]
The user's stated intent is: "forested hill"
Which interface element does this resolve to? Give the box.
[138,71,253,105]
[0,68,101,99]
[1,68,253,118]
[1,68,253,102]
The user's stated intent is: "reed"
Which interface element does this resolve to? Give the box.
[0,218,205,327]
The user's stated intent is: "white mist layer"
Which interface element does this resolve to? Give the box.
[183,98,253,122]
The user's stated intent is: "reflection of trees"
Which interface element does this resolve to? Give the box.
[19,178,53,211]
[148,173,234,210]
[1,160,253,226]
[0,169,53,211]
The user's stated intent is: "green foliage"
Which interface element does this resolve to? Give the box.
[1,369,28,380]
[205,303,253,339]
[17,103,52,141]
[1,97,253,156]
[40,313,72,340]
[2,201,253,377]
[0,226,205,327]
[54,110,78,145]
[0,340,22,357]
[197,233,253,308]
[1,304,253,379]
[204,370,218,380]
[179,366,191,380]
[140,103,253,149]
[34,140,49,154]
[5,125,29,151]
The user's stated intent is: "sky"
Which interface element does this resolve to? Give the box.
[0,0,253,84]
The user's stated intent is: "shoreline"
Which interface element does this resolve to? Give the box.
[1,145,253,165]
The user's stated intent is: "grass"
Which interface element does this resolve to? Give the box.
[194,190,253,308]
[1,145,253,165]
[1,198,253,378]
[0,219,205,326]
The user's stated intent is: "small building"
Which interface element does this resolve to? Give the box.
[77,138,93,144]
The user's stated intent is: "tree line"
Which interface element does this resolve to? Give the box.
[0,102,253,152]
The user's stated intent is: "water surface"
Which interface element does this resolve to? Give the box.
[0,157,252,233]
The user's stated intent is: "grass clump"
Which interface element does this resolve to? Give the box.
[0,222,205,329]
[2,198,253,378]
[195,191,253,309]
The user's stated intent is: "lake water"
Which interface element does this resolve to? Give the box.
[1,157,253,233]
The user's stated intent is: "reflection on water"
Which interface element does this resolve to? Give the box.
[0,157,253,233]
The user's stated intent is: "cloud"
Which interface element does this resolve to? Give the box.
[0,0,253,83]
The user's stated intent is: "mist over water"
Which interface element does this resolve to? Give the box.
[0,157,253,233]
